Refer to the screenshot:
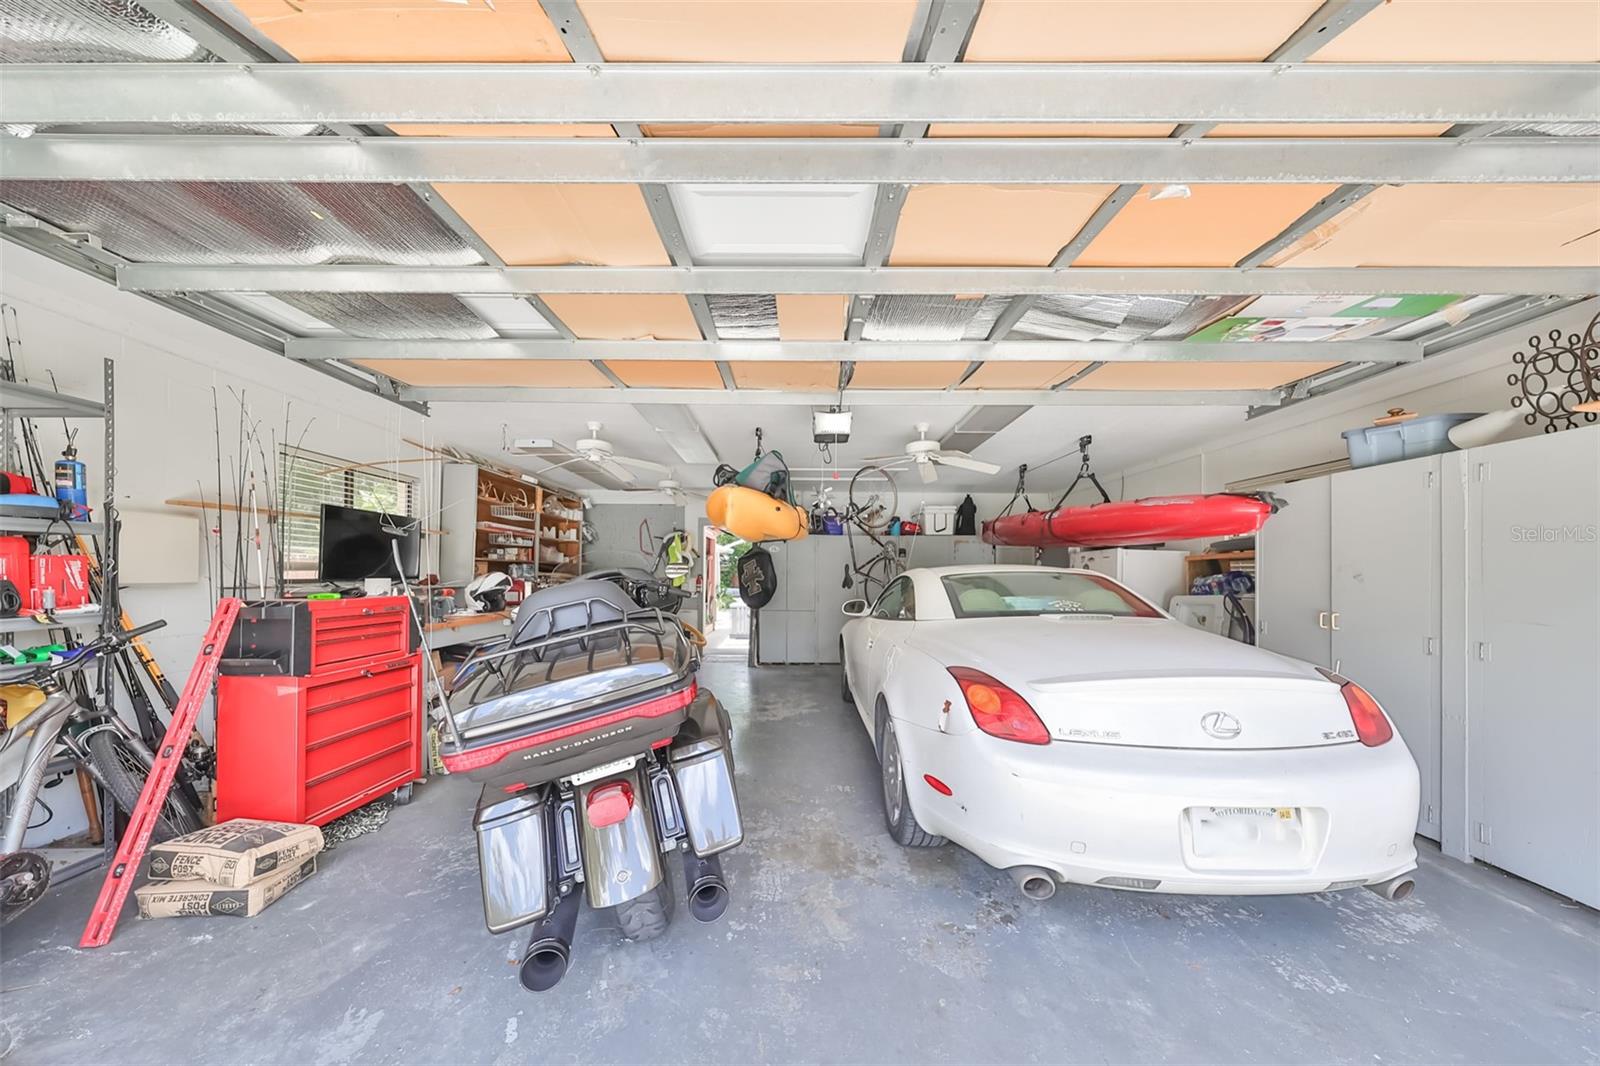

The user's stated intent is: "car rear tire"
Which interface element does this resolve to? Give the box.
[613,878,674,942]
[877,712,945,849]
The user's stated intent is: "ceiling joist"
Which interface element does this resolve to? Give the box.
[5,134,1594,185]
[286,338,1419,363]
[404,387,1284,408]
[1,62,1592,127]
[113,264,1600,297]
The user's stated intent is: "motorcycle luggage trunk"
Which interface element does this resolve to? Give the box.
[440,587,698,793]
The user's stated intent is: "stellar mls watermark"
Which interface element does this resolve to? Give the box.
[1509,524,1598,543]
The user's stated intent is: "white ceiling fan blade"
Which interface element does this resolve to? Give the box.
[932,451,1002,475]
[860,453,909,464]
[597,457,637,484]
[613,453,672,475]
[918,459,938,484]
[537,455,588,473]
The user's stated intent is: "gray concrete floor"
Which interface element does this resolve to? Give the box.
[3,661,1596,1065]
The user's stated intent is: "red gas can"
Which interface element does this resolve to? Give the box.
[29,554,92,611]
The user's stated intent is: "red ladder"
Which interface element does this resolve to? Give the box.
[80,598,241,948]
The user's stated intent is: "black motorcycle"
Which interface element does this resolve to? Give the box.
[439,572,741,991]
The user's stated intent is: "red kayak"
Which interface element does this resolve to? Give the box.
[982,493,1281,549]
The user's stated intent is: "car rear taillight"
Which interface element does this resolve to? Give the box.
[948,667,1050,745]
[586,780,635,827]
[1340,681,1393,747]
[1320,668,1394,746]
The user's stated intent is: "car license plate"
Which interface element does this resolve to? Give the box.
[1209,806,1296,820]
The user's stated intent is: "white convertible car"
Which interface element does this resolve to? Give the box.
[840,566,1420,902]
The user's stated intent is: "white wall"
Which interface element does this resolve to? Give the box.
[2,243,437,844]
[1106,299,1598,500]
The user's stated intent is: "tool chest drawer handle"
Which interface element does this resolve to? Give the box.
[306,710,414,752]
[306,680,414,714]
[305,740,412,788]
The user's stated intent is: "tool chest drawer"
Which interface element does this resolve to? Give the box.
[217,651,422,827]
[307,600,411,672]
[223,595,418,677]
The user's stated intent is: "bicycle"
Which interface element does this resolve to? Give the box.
[1,619,205,923]
[840,464,904,604]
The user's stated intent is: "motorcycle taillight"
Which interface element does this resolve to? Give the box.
[586,780,635,828]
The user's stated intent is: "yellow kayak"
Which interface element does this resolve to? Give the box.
[706,484,809,543]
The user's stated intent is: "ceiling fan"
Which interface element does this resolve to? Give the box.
[863,423,1002,484]
[509,421,671,486]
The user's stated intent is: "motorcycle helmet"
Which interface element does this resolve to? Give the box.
[463,571,512,613]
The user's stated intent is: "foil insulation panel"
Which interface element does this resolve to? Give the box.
[0,181,484,266]
[707,294,779,339]
[861,295,1012,341]
[1008,294,1195,342]
[279,293,495,341]
[0,0,209,62]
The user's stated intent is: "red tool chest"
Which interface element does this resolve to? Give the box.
[216,597,423,826]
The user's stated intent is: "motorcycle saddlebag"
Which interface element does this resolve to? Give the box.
[669,690,744,856]
[474,785,551,934]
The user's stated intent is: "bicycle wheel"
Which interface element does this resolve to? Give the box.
[85,730,205,841]
[848,465,899,533]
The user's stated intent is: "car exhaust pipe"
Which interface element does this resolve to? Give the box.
[684,853,730,924]
[1009,866,1057,901]
[1365,874,1416,902]
[519,889,580,992]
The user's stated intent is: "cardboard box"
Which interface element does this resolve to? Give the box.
[144,819,323,888]
[136,858,315,919]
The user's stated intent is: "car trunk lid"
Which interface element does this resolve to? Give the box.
[914,617,1354,751]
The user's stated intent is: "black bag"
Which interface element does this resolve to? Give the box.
[736,546,778,609]
[955,494,978,536]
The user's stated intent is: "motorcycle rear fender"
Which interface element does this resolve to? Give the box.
[578,765,664,910]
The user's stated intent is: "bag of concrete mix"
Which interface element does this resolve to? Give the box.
[143,819,323,888]
[135,858,316,920]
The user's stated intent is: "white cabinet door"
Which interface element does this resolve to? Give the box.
[1330,458,1442,839]
[1258,477,1332,668]
[1466,427,1599,906]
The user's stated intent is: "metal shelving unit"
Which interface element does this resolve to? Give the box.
[0,358,119,884]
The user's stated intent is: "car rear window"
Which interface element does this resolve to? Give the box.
[941,571,1161,619]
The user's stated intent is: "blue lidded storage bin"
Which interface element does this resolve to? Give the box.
[1341,413,1482,468]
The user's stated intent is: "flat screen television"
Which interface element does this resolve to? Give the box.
[317,504,420,582]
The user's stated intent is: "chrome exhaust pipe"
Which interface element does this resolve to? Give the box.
[684,853,730,924]
[1365,874,1416,902]
[519,889,580,992]
[1009,866,1057,901]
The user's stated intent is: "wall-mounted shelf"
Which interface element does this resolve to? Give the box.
[0,516,105,536]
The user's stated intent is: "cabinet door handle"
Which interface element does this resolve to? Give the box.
[1318,611,1330,630]
[1330,612,1340,631]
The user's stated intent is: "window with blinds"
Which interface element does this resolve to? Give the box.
[279,446,416,581]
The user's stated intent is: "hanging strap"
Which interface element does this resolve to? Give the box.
[1050,435,1112,511]
[998,464,1037,519]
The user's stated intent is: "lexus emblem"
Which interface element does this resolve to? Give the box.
[1200,712,1242,740]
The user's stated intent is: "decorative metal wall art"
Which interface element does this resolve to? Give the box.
[1509,310,1600,433]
